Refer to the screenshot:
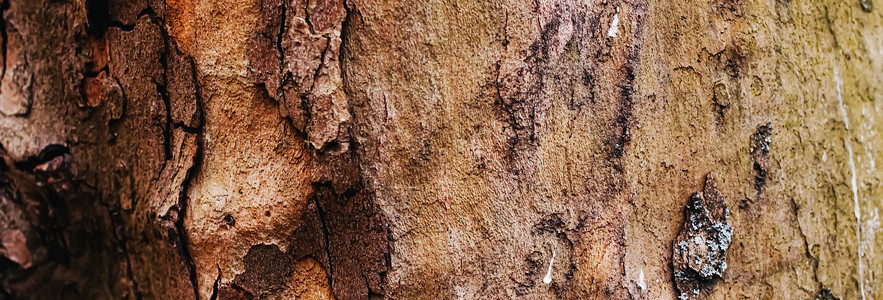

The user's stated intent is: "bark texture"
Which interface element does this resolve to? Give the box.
[0,0,882,299]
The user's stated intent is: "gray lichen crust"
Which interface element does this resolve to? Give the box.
[672,173,732,300]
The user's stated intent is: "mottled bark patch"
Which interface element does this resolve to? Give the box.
[234,244,294,295]
[711,82,730,126]
[672,173,732,300]
[515,250,545,295]
[751,122,772,193]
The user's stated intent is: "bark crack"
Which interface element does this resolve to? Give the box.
[12,144,69,172]
[276,0,287,104]
[171,134,203,300]
[209,265,221,300]
[301,3,391,298]
[313,196,335,286]
[307,36,333,97]
[822,6,840,49]
[151,77,173,161]
[182,31,208,300]
[303,2,316,35]
[611,8,646,160]
[145,6,204,299]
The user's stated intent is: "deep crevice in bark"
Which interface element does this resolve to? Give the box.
[107,22,136,31]
[171,138,203,300]
[146,7,174,162]
[306,36,332,97]
[145,6,204,298]
[312,194,335,287]
[85,0,110,36]
[209,266,221,300]
[12,144,69,172]
[152,78,173,161]
[181,41,207,300]
[276,3,393,298]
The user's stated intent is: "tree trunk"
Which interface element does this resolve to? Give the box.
[0,0,881,299]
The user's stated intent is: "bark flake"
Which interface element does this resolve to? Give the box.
[672,173,732,300]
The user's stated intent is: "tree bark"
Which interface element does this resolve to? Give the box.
[0,0,881,299]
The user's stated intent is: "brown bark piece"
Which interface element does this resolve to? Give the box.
[0,230,30,269]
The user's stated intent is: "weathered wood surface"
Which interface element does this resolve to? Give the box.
[0,0,881,299]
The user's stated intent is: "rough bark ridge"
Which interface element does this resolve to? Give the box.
[0,0,882,299]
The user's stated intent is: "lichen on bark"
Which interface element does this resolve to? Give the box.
[672,173,732,300]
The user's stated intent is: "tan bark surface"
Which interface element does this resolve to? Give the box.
[0,0,881,299]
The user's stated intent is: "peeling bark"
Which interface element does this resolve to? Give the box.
[2,0,883,299]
